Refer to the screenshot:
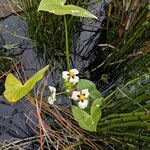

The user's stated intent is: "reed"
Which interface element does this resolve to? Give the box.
[83,0,150,86]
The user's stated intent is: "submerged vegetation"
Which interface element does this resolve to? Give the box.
[0,0,150,149]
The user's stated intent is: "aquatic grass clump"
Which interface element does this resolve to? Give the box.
[37,0,97,69]
[0,44,17,75]
[83,0,150,85]
[18,0,90,65]
[97,72,150,149]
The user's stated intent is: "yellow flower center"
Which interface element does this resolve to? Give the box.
[69,71,75,78]
[79,94,85,102]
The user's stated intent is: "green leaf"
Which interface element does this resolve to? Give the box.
[3,44,18,49]
[39,0,66,6]
[78,79,102,99]
[72,99,102,131]
[90,98,103,115]
[90,98,102,126]
[72,106,97,131]
[57,0,67,5]
[4,65,49,102]
[38,0,97,19]
[63,5,97,18]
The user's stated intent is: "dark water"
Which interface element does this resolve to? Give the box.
[0,98,36,141]
[0,14,40,148]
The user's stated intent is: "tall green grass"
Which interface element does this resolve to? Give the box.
[18,0,90,65]
[85,0,150,84]
[97,72,150,149]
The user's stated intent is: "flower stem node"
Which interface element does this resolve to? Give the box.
[71,89,90,109]
[62,69,79,84]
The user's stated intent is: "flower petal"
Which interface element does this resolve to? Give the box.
[70,69,79,75]
[48,86,56,93]
[78,99,88,109]
[62,71,69,80]
[71,91,80,101]
[81,89,90,98]
[48,96,56,105]
[69,76,79,84]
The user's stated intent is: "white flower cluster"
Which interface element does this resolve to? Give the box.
[48,69,90,109]
[62,69,79,84]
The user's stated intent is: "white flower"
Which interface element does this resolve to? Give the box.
[62,68,79,84]
[48,86,56,105]
[71,91,80,101]
[49,86,56,93]
[48,96,56,105]
[81,89,90,99]
[78,99,88,109]
[71,89,90,109]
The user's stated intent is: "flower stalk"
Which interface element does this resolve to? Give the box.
[64,16,70,70]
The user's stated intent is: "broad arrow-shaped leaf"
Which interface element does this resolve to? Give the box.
[38,0,97,19]
[4,65,49,102]
[78,79,102,99]
[90,98,102,127]
[72,106,96,131]
[72,98,103,131]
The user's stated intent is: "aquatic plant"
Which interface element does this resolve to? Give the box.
[1,0,150,149]
[18,0,93,66]
[4,65,49,102]
[82,0,150,86]
[0,42,21,95]
[4,66,102,131]
[97,72,150,149]
[38,0,97,70]
[3,65,150,149]
[0,43,17,74]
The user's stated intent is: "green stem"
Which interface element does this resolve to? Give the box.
[64,16,70,70]
[56,91,68,95]
[98,121,150,132]
[105,131,150,141]
[100,112,148,121]
[98,114,150,126]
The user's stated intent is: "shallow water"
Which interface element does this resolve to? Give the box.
[0,5,40,146]
[0,98,36,140]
